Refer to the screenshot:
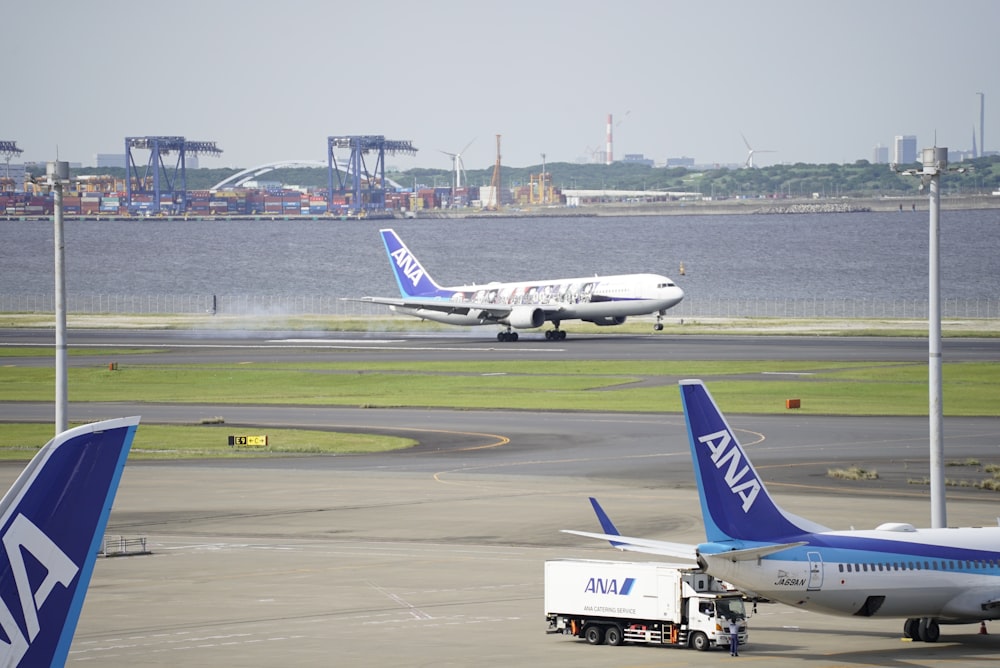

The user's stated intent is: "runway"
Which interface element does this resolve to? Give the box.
[3,326,1000,364]
[2,329,1000,665]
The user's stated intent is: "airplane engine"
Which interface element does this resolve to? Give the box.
[506,306,546,329]
[585,316,627,326]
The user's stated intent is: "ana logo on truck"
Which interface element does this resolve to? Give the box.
[584,577,635,596]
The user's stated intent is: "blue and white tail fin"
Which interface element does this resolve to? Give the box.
[679,380,827,543]
[0,416,139,667]
[379,229,450,298]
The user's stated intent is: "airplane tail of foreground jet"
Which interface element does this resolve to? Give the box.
[0,416,139,667]
[678,378,831,543]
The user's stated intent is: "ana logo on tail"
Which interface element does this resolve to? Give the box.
[0,514,79,663]
[389,247,425,290]
[698,429,761,513]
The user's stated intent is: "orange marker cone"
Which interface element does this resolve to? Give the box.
[979,621,987,635]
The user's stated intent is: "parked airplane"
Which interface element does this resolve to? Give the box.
[0,416,139,666]
[354,228,684,341]
[566,380,1000,643]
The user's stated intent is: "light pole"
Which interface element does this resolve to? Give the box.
[47,161,71,434]
[923,147,946,529]
[893,147,950,528]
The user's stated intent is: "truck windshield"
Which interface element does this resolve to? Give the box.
[715,597,746,620]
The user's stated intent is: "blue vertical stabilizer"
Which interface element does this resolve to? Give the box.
[0,416,139,667]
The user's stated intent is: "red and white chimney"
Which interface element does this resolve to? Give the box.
[605,113,613,165]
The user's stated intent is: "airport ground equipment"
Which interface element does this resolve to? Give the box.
[544,559,748,651]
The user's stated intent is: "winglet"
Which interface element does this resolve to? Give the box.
[0,416,139,667]
[379,229,449,298]
[588,497,626,547]
[679,380,825,543]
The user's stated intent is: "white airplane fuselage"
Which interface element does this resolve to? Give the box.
[704,526,1000,620]
[390,273,684,327]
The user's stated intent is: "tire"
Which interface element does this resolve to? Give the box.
[605,625,623,646]
[584,624,605,645]
[904,618,920,640]
[690,631,710,651]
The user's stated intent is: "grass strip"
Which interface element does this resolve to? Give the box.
[0,423,416,461]
[1,360,997,415]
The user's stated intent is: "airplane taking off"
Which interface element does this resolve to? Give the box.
[566,380,1000,643]
[353,228,684,341]
[0,417,139,667]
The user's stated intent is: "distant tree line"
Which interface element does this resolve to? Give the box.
[44,156,1000,198]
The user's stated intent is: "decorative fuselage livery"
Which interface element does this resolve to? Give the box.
[566,380,1000,643]
[0,417,139,667]
[354,229,684,341]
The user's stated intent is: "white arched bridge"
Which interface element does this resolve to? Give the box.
[209,160,403,191]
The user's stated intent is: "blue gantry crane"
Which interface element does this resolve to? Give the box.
[1,140,23,180]
[327,135,416,214]
[125,136,222,214]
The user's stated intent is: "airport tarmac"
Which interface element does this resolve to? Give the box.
[35,464,998,667]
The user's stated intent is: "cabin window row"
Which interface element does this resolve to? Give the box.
[838,559,998,573]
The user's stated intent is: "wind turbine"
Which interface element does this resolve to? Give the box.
[439,138,475,204]
[741,133,775,168]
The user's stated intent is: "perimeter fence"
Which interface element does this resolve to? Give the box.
[2,294,998,320]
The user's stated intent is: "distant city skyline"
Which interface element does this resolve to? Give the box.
[6,1,998,171]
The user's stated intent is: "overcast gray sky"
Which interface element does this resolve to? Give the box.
[7,0,998,171]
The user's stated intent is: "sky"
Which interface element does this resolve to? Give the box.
[6,0,999,172]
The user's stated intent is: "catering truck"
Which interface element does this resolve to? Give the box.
[544,559,748,651]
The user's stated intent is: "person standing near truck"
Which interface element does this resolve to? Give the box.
[728,617,740,656]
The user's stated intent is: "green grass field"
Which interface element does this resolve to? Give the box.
[2,354,997,461]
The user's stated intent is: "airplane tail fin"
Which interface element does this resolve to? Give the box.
[0,416,139,667]
[379,228,448,298]
[679,380,826,543]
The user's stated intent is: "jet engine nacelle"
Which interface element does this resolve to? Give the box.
[584,315,627,327]
[506,306,546,329]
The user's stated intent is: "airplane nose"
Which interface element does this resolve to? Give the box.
[671,285,685,305]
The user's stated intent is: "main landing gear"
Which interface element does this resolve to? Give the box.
[496,327,566,342]
[497,328,519,342]
[903,617,940,642]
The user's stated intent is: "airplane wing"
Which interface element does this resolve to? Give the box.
[561,529,700,562]
[346,296,566,320]
[562,529,807,563]
[349,296,505,316]
[564,497,805,563]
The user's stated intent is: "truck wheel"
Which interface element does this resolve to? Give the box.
[605,625,623,646]
[690,631,710,651]
[584,625,605,645]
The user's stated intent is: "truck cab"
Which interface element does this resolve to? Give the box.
[688,592,748,651]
